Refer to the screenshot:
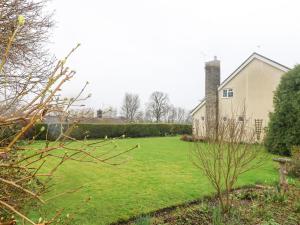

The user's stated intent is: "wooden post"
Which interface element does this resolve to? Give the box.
[273,158,291,193]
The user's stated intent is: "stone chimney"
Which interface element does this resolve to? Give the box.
[205,56,220,138]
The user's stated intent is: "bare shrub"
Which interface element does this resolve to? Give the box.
[180,134,194,142]
[191,114,265,212]
[180,135,207,142]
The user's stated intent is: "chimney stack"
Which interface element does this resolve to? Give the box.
[205,56,220,138]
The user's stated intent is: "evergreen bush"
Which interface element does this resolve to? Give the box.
[265,65,300,155]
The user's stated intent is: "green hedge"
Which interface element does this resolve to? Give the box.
[30,123,192,140]
[265,65,300,156]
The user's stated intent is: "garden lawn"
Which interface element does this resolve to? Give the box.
[29,137,279,225]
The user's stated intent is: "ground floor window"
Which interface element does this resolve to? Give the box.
[238,116,244,122]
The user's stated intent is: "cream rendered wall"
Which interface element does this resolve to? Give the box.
[218,58,286,139]
[246,59,284,126]
[218,64,248,118]
[192,104,206,137]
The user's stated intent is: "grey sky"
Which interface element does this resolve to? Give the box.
[48,0,299,111]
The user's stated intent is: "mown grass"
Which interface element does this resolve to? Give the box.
[29,137,279,225]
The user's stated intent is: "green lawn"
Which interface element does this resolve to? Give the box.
[29,137,279,225]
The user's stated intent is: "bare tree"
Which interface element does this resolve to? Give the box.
[165,105,187,124]
[121,93,140,122]
[102,106,118,118]
[176,107,186,123]
[69,107,95,119]
[184,113,192,124]
[135,111,144,122]
[0,18,138,225]
[191,113,265,212]
[144,110,153,122]
[0,0,54,85]
[147,91,169,123]
[164,105,176,123]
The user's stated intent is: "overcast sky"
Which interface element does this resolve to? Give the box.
[47,0,299,111]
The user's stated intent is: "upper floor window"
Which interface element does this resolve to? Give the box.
[222,88,233,98]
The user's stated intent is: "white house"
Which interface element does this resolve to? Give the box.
[191,53,290,141]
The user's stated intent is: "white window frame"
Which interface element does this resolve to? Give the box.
[222,88,233,98]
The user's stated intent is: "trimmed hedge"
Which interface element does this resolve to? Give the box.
[30,123,192,140]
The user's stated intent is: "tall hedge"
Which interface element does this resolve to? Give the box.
[30,123,192,140]
[265,65,300,155]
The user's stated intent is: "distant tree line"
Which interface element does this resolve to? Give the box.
[67,91,191,124]
[120,91,191,123]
